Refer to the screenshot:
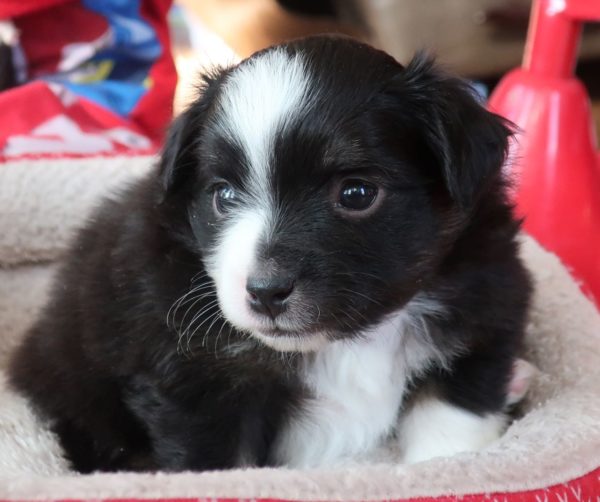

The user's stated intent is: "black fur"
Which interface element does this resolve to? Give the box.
[9,35,530,472]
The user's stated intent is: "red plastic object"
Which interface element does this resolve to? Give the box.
[489,0,600,307]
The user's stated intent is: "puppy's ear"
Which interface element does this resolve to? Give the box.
[388,54,512,209]
[158,67,230,194]
[158,107,199,193]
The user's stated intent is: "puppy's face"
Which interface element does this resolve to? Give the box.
[160,37,510,352]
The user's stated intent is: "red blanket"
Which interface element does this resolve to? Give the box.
[0,0,175,160]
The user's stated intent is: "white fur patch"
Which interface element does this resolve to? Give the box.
[273,297,449,467]
[207,49,313,338]
[215,48,312,201]
[399,397,507,464]
[205,210,268,331]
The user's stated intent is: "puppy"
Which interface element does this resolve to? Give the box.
[9,35,531,472]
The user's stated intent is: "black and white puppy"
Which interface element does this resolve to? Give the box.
[10,35,531,473]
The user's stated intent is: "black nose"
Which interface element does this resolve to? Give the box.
[246,276,294,319]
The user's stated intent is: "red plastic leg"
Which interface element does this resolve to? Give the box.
[489,0,600,306]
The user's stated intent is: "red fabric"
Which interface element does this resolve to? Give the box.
[13,2,109,79]
[0,0,176,160]
[0,0,71,19]
[0,81,156,161]
[131,0,176,142]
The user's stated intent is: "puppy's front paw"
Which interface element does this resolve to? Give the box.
[398,397,507,464]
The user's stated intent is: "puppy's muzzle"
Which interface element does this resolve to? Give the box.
[246,275,295,320]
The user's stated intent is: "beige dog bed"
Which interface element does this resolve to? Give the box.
[0,155,599,501]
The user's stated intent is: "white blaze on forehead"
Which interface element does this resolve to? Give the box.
[214,48,312,198]
[206,49,313,336]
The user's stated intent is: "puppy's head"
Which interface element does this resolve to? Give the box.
[159,36,511,352]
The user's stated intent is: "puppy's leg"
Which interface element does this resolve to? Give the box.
[9,326,154,473]
[399,358,534,464]
[125,373,295,471]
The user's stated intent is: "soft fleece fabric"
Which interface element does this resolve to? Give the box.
[0,156,599,500]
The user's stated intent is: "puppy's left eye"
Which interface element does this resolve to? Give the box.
[213,183,237,215]
[338,179,378,211]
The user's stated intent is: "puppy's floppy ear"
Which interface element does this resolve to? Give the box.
[388,53,512,209]
[158,66,230,194]
[158,107,199,193]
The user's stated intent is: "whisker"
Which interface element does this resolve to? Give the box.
[167,282,216,326]
[190,270,209,283]
[181,299,220,336]
[176,299,220,351]
[188,309,222,353]
[205,311,225,348]
[213,317,230,356]
[334,270,387,284]
[177,291,217,326]
[225,324,235,353]
[344,303,368,323]
[339,288,385,308]
[185,306,222,347]
[331,311,355,332]
[340,307,359,326]
[197,312,223,350]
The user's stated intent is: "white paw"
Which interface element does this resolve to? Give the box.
[398,397,507,464]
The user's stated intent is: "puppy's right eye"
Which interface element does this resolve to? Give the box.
[338,179,378,211]
[213,183,236,215]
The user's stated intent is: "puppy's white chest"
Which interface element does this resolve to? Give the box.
[273,314,434,468]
